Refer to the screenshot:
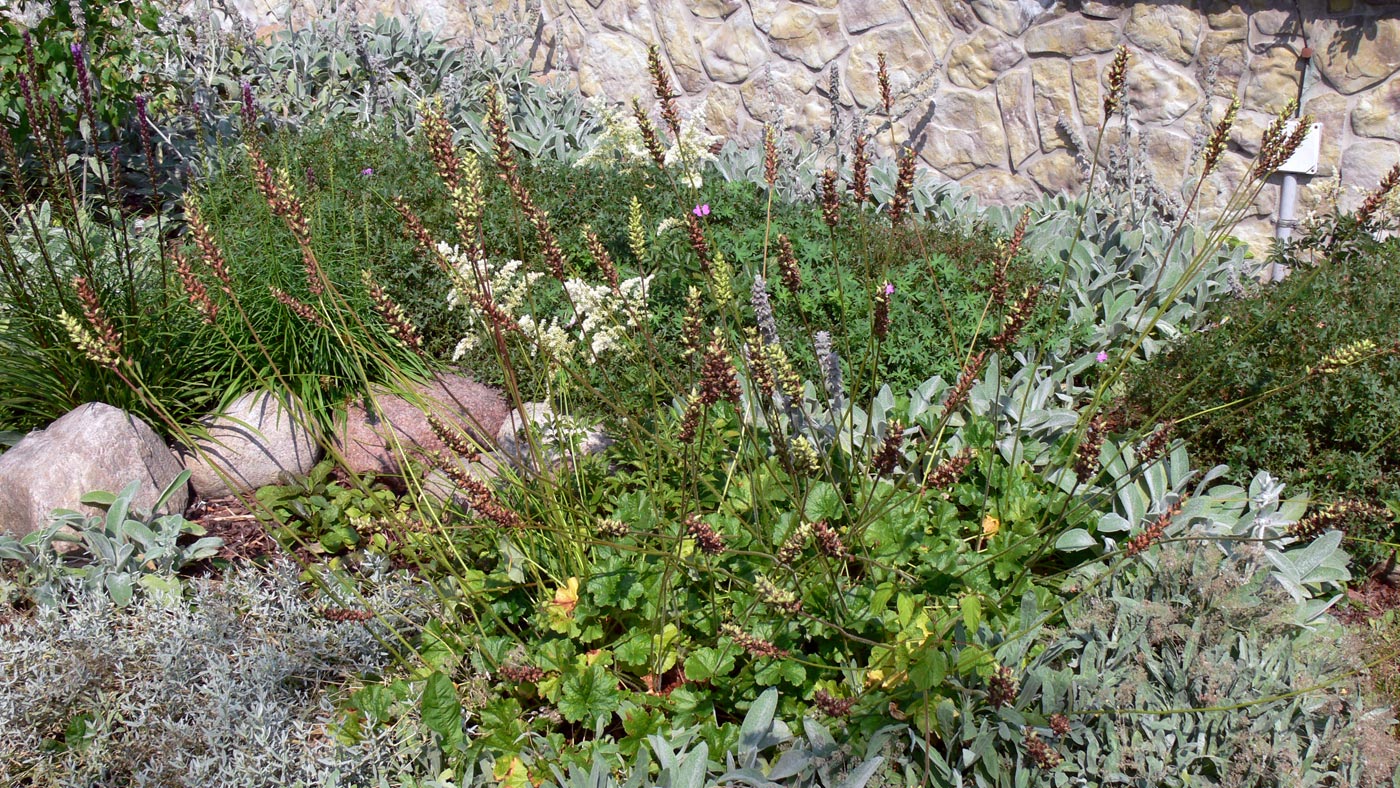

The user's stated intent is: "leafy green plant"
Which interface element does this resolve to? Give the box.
[256,459,418,558]
[0,470,220,606]
[1123,225,1400,569]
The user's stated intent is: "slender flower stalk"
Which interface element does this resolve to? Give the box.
[627,197,648,262]
[439,451,523,528]
[70,42,96,135]
[67,277,123,370]
[750,275,779,345]
[872,281,892,340]
[393,197,440,258]
[699,330,742,406]
[240,81,257,133]
[990,285,1042,351]
[991,211,1029,308]
[428,413,483,460]
[186,204,234,294]
[720,623,788,658]
[1137,420,1174,465]
[1073,415,1107,483]
[687,213,712,271]
[681,286,705,358]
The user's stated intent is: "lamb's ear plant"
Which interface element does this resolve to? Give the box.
[0,470,221,607]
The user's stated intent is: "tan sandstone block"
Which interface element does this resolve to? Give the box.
[1352,78,1400,141]
[947,28,1025,90]
[997,69,1039,168]
[1125,4,1202,64]
[1032,59,1075,152]
[1024,16,1120,56]
[1127,58,1202,123]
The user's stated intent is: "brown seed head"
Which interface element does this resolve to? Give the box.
[686,514,726,555]
[877,53,892,115]
[764,126,779,187]
[1357,163,1400,228]
[648,45,682,137]
[820,169,840,228]
[776,234,802,295]
[888,147,917,226]
[1103,46,1129,118]
[173,248,218,325]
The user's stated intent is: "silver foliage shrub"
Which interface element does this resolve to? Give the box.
[0,557,448,787]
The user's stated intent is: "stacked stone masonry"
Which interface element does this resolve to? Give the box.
[232,0,1400,248]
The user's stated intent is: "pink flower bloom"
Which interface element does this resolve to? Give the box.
[1095,351,1108,363]
[883,282,895,295]
[693,204,710,217]
[360,167,374,176]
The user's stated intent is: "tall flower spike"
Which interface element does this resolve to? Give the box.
[764,126,779,188]
[924,447,974,490]
[631,99,668,169]
[173,249,218,325]
[73,277,123,359]
[186,205,233,293]
[648,45,682,138]
[362,269,424,356]
[1137,420,1174,465]
[991,285,1042,351]
[583,227,620,291]
[872,420,905,476]
[1202,96,1239,178]
[686,514,726,555]
[820,169,840,228]
[627,197,648,262]
[393,197,440,259]
[872,281,892,340]
[776,234,802,295]
[1123,499,1185,557]
[941,351,987,422]
[814,331,845,407]
[877,52,892,115]
[888,147,916,226]
[1103,46,1129,118]
[241,80,257,133]
[850,132,871,205]
[699,329,742,406]
[687,212,712,271]
[681,286,705,359]
[1357,163,1400,228]
[750,275,779,345]
[1073,415,1107,483]
[269,286,326,329]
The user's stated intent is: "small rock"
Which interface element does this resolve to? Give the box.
[335,375,510,477]
[0,403,190,541]
[178,390,322,499]
[496,402,614,470]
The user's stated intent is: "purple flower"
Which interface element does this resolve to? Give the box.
[883,282,895,296]
[1095,351,1108,363]
[693,204,710,217]
[360,167,374,176]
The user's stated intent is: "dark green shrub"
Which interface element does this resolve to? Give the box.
[1122,231,1400,567]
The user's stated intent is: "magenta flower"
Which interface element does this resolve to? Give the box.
[884,282,895,295]
[360,167,374,176]
[1095,351,1108,363]
[693,204,710,217]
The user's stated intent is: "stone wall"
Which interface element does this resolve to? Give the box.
[232,0,1400,247]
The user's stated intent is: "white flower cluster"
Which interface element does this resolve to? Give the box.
[574,97,722,189]
[444,241,653,364]
[443,243,543,361]
[563,274,653,358]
